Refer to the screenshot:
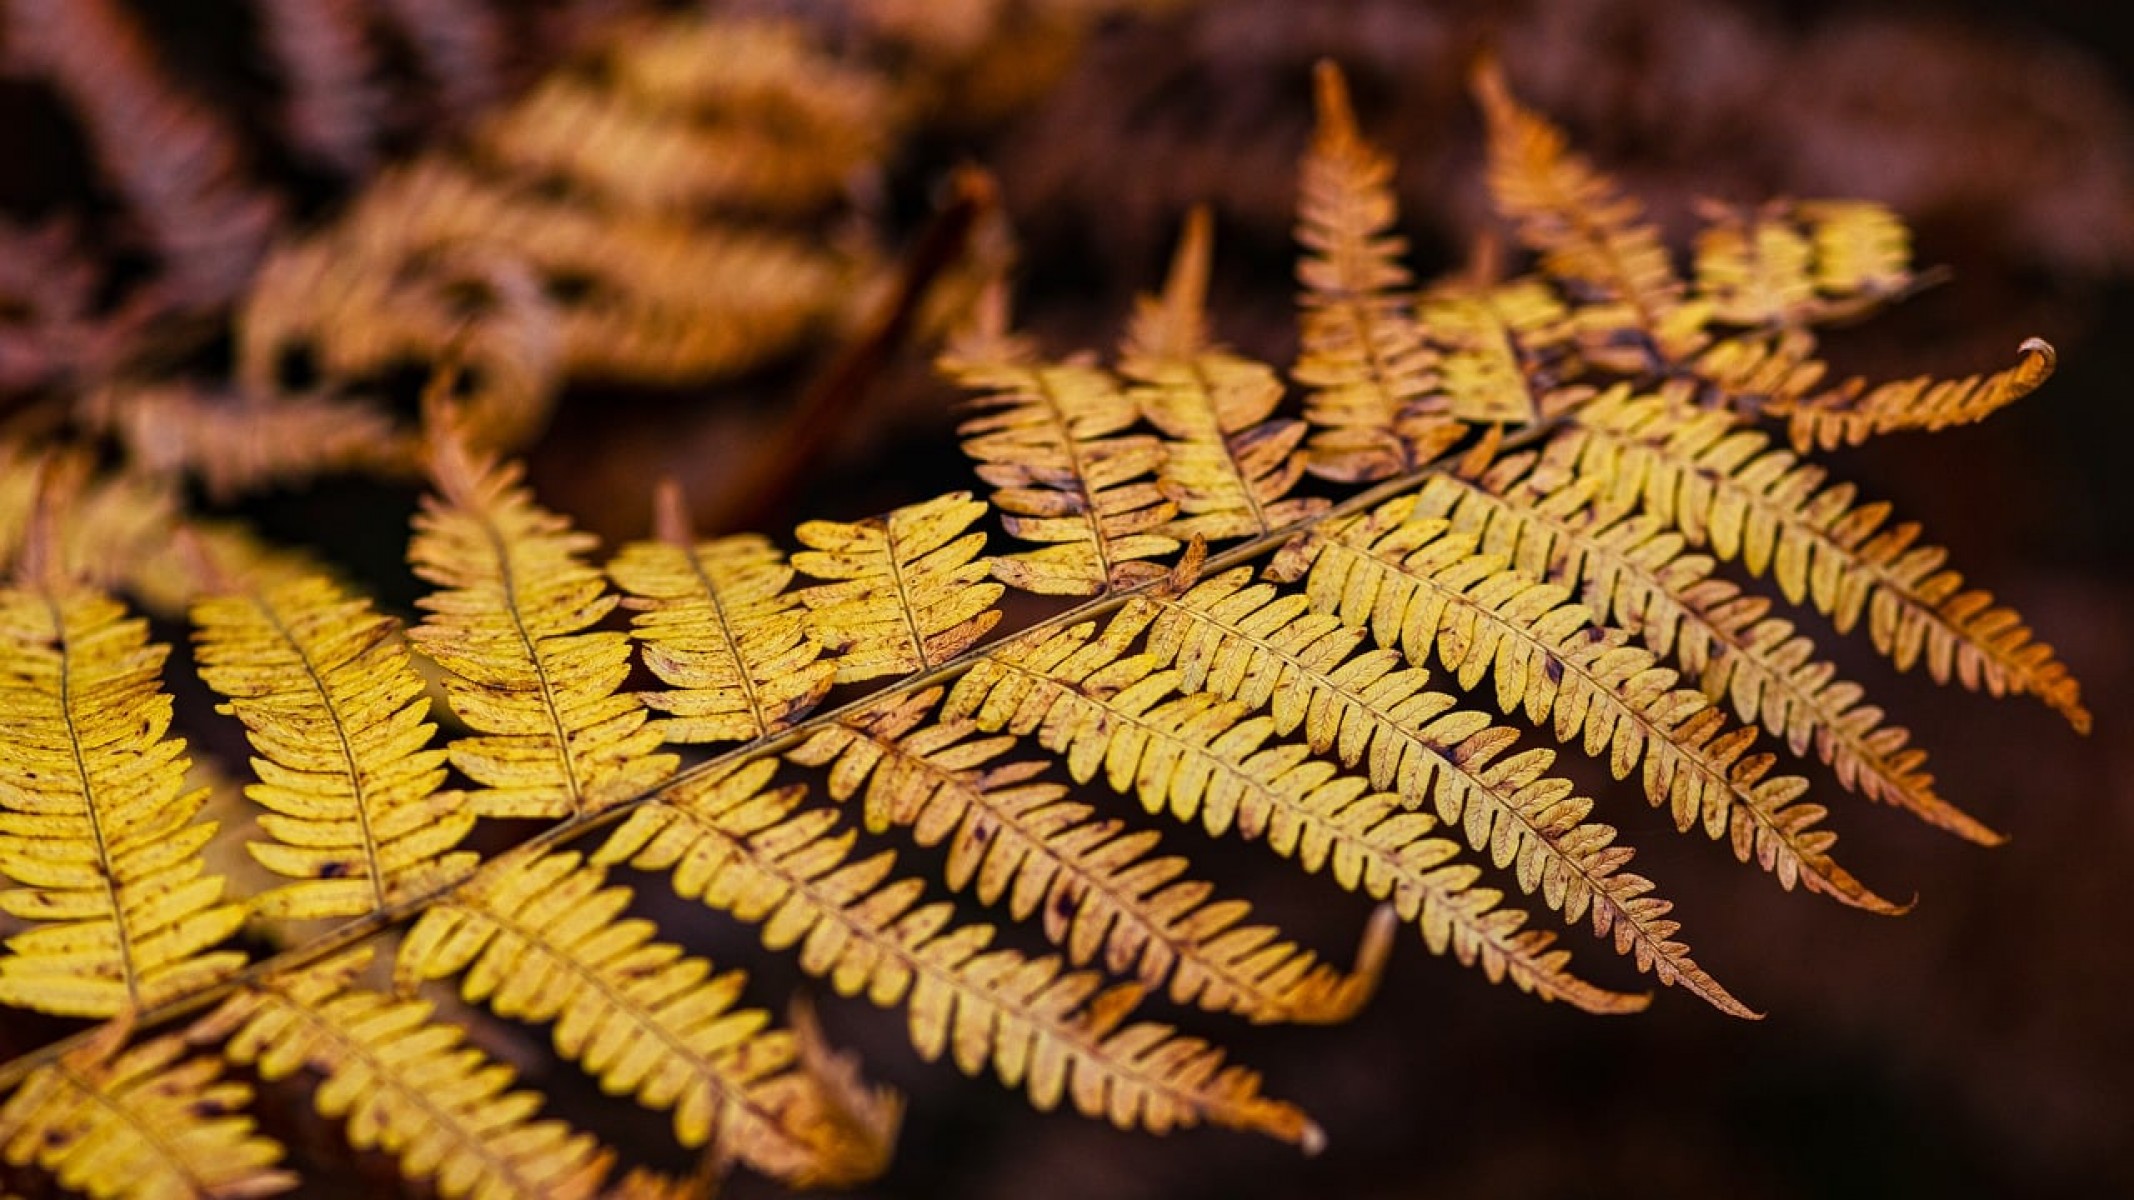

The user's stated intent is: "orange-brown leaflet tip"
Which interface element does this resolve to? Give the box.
[1311,60,1357,141]
[653,478,695,547]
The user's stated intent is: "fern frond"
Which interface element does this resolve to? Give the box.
[1418,462,1985,844]
[83,382,404,499]
[1470,60,1705,364]
[0,1025,289,1200]
[191,570,478,920]
[194,948,612,1200]
[789,687,1391,1025]
[407,406,676,819]
[1125,566,1744,1005]
[1771,338,2058,452]
[1690,199,1919,329]
[945,295,1180,594]
[1123,208,1327,542]
[1416,277,1572,426]
[791,491,1005,682]
[609,483,836,742]
[396,851,898,1187]
[596,760,1321,1147]
[1293,63,1457,482]
[1797,200,1917,316]
[1269,496,1901,916]
[0,563,246,1017]
[946,618,1650,1014]
[1563,386,2090,731]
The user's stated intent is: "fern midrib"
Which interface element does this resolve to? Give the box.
[0,425,1551,1093]
[44,591,143,1013]
[1145,591,1691,984]
[1033,364,1127,587]
[847,724,1316,1022]
[879,511,934,671]
[677,543,770,740]
[479,510,590,815]
[1181,356,1274,535]
[56,1054,212,1194]
[249,591,389,910]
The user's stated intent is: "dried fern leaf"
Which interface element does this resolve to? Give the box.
[1772,338,2058,452]
[1122,208,1327,542]
[254,0,382,175]
[82,382,405,499]
[791,491,1005,682]
[1123,567,1740,1004]
[1563,386,2090,731]
[596,760,1321,1147]
[945,296,1179,594]
[0,1025,289,1200]
[191,570,478,919]
[1269,497,1899,916]
[1416,276,1572,426]
[1423,462,1987,844]
[1470,59,1706,364]
[790,687,1390,1025]
[947,618,1649,1014]
[194,948,612,1200]
[1293,63,1457,483]
[1798,200,1917,316]
[407,408,676,820]
[1690,199,1920,329]
[397,851,897,1187]
[0,567,247,1017]
[610,483,836,742]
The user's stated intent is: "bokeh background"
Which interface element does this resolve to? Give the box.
[1,1,2128,1197]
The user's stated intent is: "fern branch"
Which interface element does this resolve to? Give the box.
[1562,386,2089,731]
[596,760,1322,1147]
[789,688,1393,1025]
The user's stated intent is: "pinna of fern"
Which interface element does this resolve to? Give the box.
[0,55,2091,1200]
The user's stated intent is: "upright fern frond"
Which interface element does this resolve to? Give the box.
[0,1026,289,1200]
[191,570,477,919]
[407,403,676,820]
[1123,209,1327,542]
[193,949,612,1200]
[789,687,1393,1025]
[609,483,836,743]
[0,533,247,1016]
[946,294,1180,594]
[1293,63,1456,482]
[947,616,1652,1014]
[1470,59,1705,364]
[396,851,899,1187]
[790,491,1005,682]
[1269,497,1902,915]
[596,760,1322,1147]
[1561,386,2089,731]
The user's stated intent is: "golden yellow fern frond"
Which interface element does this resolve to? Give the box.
[1415,276,1573,426]
[193,948,612,1200]
[609,483,836,742]
[1122,208,1327,542]
[1269,496,1901,916]
[1293,63,1457,482]
[946,616,1649,1014]
[1796,200,1917,316]
[790,490,1004,681]
[1120,565,1742,1008]
[0,559,247,1017]
[81,381,406,499]
[945,295,1179,594]
[0,1025,289,1200]
[1771,337,2058,452]
[789,686,1391,1025]
[1563,385,2090,731]
[1691,199,1919,329]
[1470,59,1705,364]
[407,405,676,819]
[595,759,1322,1147]
[191,570,478,919]
[1419,461,1985,843]
[396,850,898,1188]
